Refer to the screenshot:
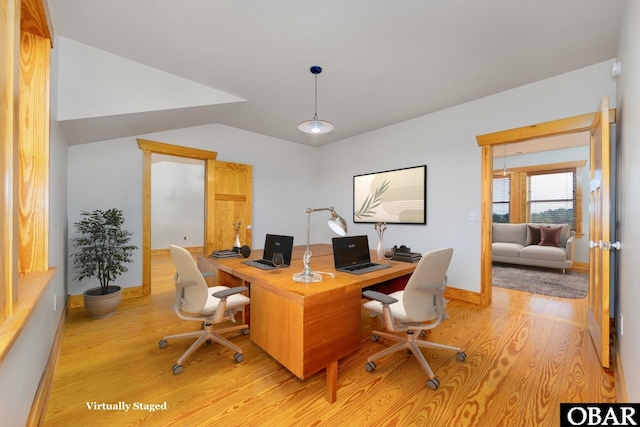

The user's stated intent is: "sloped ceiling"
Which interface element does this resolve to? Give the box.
[48,0,625,147]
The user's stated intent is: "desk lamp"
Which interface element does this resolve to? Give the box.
[293,207,347,283]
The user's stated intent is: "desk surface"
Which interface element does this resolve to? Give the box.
[199,243,417,403]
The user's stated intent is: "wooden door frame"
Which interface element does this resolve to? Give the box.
[137,139,218,296]
[475,110,616,305]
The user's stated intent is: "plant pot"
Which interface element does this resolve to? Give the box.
[83,285,123,319]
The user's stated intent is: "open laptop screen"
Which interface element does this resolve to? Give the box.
[332,235,372,269]
[263,234,294,265]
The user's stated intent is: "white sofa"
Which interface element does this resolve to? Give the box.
[492,223,575,272]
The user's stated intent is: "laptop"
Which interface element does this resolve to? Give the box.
[332,235,392,275]
[242,234,294,270]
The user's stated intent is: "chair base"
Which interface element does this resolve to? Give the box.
[160,322,249,372]
[367,329,463,381]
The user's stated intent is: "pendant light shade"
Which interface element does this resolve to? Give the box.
[298,66,334,134]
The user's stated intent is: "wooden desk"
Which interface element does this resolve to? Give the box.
[198,244,416,403]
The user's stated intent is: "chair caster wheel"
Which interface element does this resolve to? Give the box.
[370,334,379,342]
[419,330,427,338]
[206,339,212,345]
[172,364,184,375]
[158,339,168,349]
[364,361,376,372]
[234,353,244,363]
[427,378,440,390]
[456,351,467,362]
[242,328,250,335]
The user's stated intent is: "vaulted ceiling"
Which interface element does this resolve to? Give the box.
[48,0,624,147]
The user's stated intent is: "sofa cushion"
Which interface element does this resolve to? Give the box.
[526,225,541,245]
[539,225,562,247]
[492,242,524,258]
[492,223,527,245]
[519,245,567,262]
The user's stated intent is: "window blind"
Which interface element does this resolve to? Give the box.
[527,171,576,229]
[492,177,510,223]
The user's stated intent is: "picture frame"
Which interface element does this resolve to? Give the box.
[353,165,426,224]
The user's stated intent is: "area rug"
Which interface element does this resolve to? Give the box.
[492,263,588,298]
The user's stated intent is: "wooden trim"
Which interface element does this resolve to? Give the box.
[18,31,50,273]
[571,262,589,274]
[141,150,151,296]
[1,0,20,324]
[480,145,493,305]
[477,110,616,146]
[137,139,218,160]
[0,268,56,364]
[445,286,482,305]
[20,0,52,42]
[151,246,203,255]
[26,301,66,427]
[68,286,145,310]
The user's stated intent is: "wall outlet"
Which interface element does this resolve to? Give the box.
[468,211,479,221]
[53,293,57,312]
[619,313,624,335]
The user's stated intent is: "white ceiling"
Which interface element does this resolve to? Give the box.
[47,0,624,147]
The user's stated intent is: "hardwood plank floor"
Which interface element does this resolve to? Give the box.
[43,252,615,426]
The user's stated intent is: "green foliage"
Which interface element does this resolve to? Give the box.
[493,213,510,223]
[71,209,138,294]
[530,208,574,226]
[354,180,390,219]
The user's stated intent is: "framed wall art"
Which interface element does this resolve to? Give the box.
[353,165,426,224]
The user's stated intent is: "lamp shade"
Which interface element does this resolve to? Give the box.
[328,212,347,236]
[298,118,334,134]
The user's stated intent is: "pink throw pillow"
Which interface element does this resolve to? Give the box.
[538,225,562,247]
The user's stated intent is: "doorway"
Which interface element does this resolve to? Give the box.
[476,111,616,305]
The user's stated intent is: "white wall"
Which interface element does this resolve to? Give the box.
[67,138,144,295]
[316,61,616,292]
[616,0,640,402]
[151,157,205,250]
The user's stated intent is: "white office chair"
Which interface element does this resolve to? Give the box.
[362,247,466,390]
[159,245,250,374]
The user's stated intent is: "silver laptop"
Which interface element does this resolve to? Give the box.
[242,234,294,270]
[332,235,392,275]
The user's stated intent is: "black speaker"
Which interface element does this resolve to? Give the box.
[240,245,251,258]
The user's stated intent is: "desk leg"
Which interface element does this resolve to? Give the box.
[325,360,338,403]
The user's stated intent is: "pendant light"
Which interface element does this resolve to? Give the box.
[298,66,334,134]
[502,144,507,176]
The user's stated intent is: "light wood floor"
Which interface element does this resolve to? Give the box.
[43,252,615,427]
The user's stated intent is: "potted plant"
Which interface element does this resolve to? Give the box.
[71,208,138,319]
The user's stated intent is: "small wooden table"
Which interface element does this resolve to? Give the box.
[198,244,416,403]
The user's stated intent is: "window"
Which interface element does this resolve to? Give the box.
[492,176,510,223]
[527,171,576,229]
[492,161,584,236]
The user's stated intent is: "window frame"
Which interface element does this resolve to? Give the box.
[493,160,585,238]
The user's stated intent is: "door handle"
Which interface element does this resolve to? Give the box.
[603,241,622,250]
[589,240,603,249]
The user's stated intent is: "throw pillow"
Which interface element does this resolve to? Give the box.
[538,225,562,247]
[527,225,541,246]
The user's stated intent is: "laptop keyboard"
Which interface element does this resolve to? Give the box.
[255,259,275,267]
[343,262,376,272]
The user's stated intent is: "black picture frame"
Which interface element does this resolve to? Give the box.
[353,165,426,224]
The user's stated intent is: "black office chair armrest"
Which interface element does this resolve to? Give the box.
[363,290,398,305]
[213,286,249,299]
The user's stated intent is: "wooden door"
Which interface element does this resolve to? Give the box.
[588,96,611,368]
[205,160,252,254]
